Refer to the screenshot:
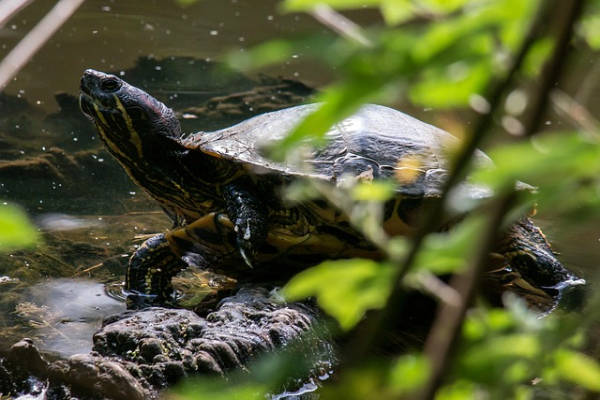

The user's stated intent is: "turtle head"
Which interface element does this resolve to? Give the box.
[500,218,586,310]
[79,69,182,164]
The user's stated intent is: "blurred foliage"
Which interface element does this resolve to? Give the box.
[172,0,600,399]
[472,132,600,220]
[174,0,200,7]
[284,258,395,330]
[0,203,38,252]
[580,0,600,49]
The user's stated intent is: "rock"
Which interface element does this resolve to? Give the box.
[48,354,148,400]
[92,287,322,386]
[7,338,49,375]
[0,287,332,399]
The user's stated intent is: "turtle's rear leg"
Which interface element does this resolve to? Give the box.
[126,233,186,308]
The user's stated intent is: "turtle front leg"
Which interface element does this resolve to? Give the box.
[126,212,236,308]
[126,233,186,308]
[223,182,268,268]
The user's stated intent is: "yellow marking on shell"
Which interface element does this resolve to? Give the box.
[114,95,144,159]
[395,155,423,185]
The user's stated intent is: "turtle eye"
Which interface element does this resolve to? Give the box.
[101,78,121,92]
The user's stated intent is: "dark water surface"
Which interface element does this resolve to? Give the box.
[2,0,369,111]
[0,0,598,358]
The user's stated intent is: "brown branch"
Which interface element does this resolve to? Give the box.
[310,4,372,47]
[0,0,35,28]
[419,193,515,400]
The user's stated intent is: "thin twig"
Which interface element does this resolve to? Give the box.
[73,253,127,276]
[413,272,461,308]
[575,57,600,104]
[551,89,600,138]
[0,0,35,28]
[0,0,85,91]
[310,4,372,47]
[522,0,586,135]
[39,252,73,271]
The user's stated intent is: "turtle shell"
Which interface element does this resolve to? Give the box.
[182,104,492,198]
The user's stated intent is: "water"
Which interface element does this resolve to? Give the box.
[0,0,598,359]
[1,0,369,111]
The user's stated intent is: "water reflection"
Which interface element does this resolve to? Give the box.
[35,212,102,231]
[22,278,125,356]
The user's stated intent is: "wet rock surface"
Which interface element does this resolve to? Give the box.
[0,287,330,400]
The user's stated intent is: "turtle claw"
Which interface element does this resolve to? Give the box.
[239,246,254,269]
[234,221,257,269]
[236,235,255,269]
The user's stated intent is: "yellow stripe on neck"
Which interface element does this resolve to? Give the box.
[114,95,144,159]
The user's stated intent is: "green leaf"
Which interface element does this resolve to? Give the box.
[388,354,430,394]
[462,308,516,341]
[471,133,600,216]
[282,0,381,12]
[409,60,491,108]
[380,0,415,26]
[579,14,600,49]
[554,349,600,391]
[421,0,470,14]
[283,259,394,330]
[174,0,199,6]
[472,133,600,188]
[514,386,534,400]
[415,217,485,274]
[352,181,396,201]
[458,333,540,383]
[436,380,477,400]
[227,40,295,71]
[0,204,38,251]
[411,0,535,64]
[522,37,554,77]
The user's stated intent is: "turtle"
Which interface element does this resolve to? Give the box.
[79,69,584,308]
